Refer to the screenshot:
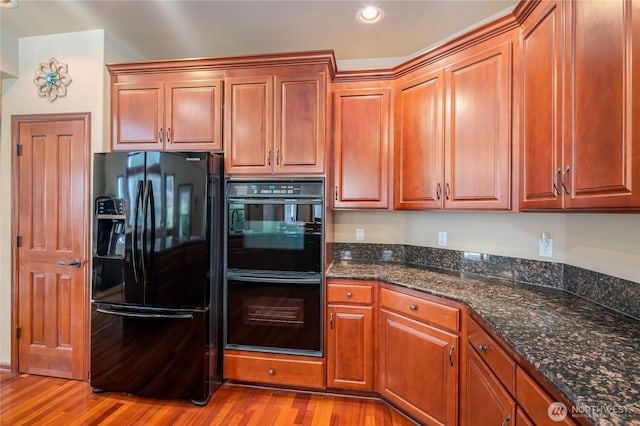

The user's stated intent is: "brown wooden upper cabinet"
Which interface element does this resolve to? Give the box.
[394,33,513,210]
[394,65,444,209]
[333,82,391,209]
[520,0,640,210]
[224,72,326,175]
[111,77,223,152]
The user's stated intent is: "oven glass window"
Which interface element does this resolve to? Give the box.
[226,280,321,353]
[227,203,322,272]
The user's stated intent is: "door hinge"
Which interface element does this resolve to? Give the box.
[15,327,21,340]
[16,236,22,248]
[16,144,22,157]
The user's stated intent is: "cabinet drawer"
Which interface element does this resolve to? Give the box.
[380,287,460,332]
[224,352,324,389]
[516,367,576,425]
[327,283,373,304]
[468,318,516,395]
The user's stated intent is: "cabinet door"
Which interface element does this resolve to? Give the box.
[519,1,564,210]
[379,309,458,426]
[394,68,444,209]
[444,40,512,210]
[274,74,325,174]
[224,76,274,174]
[333,88,390,209]
[326,305,374,391]
[111,81,164,151]
[165,79,222,151]
[563,0,640,209]
[465,344,515,426]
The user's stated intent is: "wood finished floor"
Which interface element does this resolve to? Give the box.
[0,374,417,425]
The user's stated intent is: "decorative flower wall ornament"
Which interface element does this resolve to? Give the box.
[33,57,72,102]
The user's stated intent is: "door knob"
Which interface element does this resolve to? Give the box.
[58,259,81,268]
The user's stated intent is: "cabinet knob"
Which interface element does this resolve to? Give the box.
[268,368,275,376]
[409,304,417,311]
[478,344,488,352]
[346,292,353,298]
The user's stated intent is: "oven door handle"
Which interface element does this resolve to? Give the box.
[228,198,323,205]
[226,273,321,285]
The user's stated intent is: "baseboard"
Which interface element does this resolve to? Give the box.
[0,362,12,374]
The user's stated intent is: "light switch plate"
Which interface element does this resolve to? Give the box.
[438,231,447,247]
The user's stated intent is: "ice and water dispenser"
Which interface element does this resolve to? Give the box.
[93,198,127,297]
[95,198,126,257]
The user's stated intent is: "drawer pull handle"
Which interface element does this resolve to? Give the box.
[268,369,275,376]
[449,345,455,367]
[501,414,511,426]
[409,304,417,311]
[478,344,488,352]
[346,292,353,298]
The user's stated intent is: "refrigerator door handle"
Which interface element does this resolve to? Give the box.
[96,307,194,320]
[141,180,151,285]
[132,180,145,284]
[147,180,156,282]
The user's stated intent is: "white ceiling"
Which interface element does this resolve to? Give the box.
[0,0,518,65]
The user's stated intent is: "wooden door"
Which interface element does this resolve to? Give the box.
[394,67,444,209]
[464,345,515,426]
[224,75,274,175]
[111,81,164,151]
[13,114,90,380]
[326,305,374,391]
[379,309,458,426]
[444,39,512,210]
[274,73,325,174]
[563,0,640,209]
[333,86,390,209]
[165,79,223,151]
[519,0,564,210]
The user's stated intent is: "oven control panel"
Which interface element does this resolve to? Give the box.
[227,180,323,198]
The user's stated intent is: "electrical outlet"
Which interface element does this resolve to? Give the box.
[438,231,447,247]
[355,228,365,242]
[539,232,553,258]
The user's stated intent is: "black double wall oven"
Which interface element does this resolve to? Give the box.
[224,180,324,356]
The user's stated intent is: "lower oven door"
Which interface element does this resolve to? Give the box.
[225,278,322,356]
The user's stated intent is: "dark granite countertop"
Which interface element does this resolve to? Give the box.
[327,260,640,426]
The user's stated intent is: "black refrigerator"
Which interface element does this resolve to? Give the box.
[90,151,223,404]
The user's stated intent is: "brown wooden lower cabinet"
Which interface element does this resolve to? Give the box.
[326,279,376,391]
[516,367,577,426]
[378,287,460,426]
[223,350,325,390]
[465,344,515,426]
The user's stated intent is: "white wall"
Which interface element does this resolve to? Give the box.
[0,29,108,366]
[334,210,640,283]
[0,29,19,78]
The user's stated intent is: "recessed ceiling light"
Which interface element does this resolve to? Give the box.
[356,6,385,24]
[0,0,17,7]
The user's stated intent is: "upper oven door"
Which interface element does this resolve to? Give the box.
[226,198,323,274]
